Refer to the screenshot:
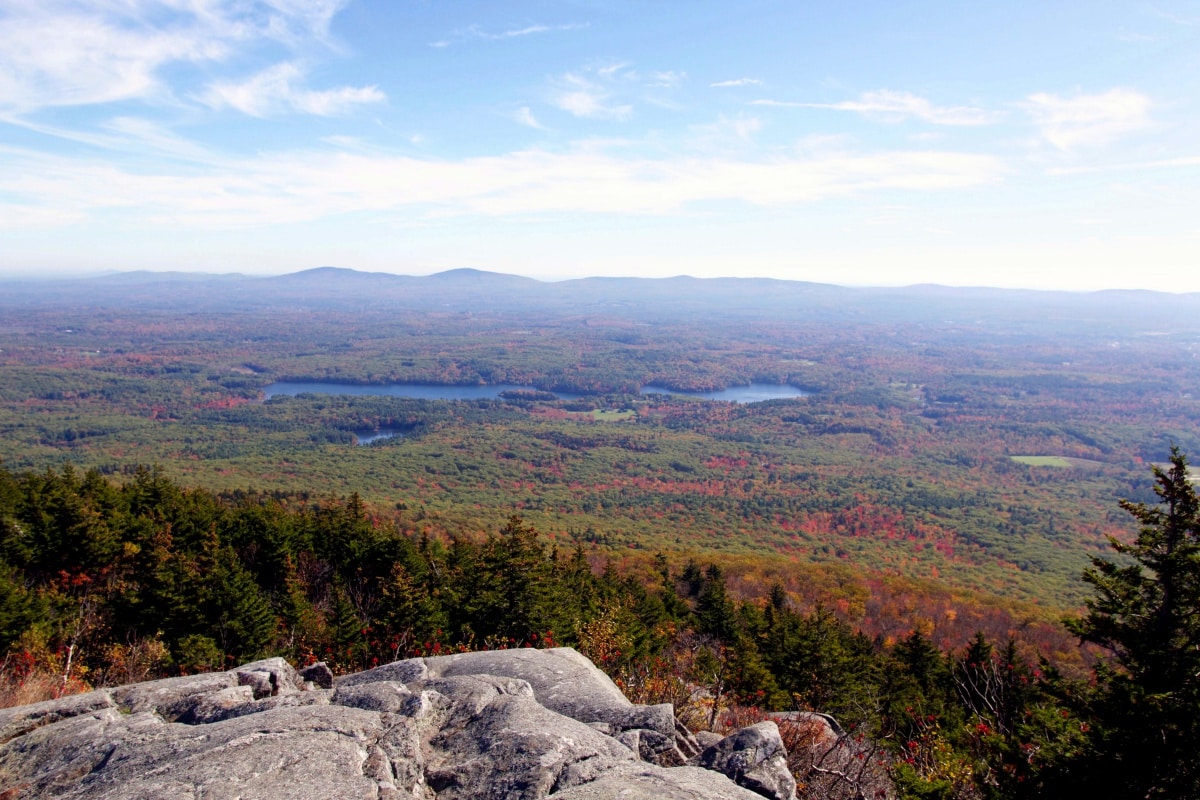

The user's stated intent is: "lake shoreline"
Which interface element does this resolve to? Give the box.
[264,381,810,404]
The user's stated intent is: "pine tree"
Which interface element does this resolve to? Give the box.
[695,564,738,643]
[1055,447,1200,799]
[327,583,367,671]
[492,515,549,643]
[210,550,276,663]
[380,562,443,659]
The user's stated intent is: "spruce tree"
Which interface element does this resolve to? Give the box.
[695,564,738,643]
[210,551,276,663]
[1056,447,1200,799]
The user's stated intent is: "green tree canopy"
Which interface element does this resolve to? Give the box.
[1055,447,1200,799]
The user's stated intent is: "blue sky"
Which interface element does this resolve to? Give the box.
[1,1,1198,290]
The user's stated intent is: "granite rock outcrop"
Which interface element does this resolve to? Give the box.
[0,648,797,800]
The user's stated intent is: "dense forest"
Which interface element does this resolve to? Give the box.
[2,269,1200,798]
[2,456,1198,799]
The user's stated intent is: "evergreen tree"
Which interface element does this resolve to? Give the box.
[327,583,367,671]
[1051,447,1200,799]
[491,515,550,642]
[695,564,738,643]
[277,558,322,661]
[380,561,443,659]
[655,554,691,621]
[210,552,276,663]
[0,562,34,652]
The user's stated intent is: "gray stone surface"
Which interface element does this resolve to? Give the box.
[417,648,697,765]
[689,721,797,800]
[419,674,637,799]
[675,717,703,759]
[0,648,791,800]
[422,647,632,722]
[298,660,334,689]
[111,670,238,717]
[331,679,415,713]
[335,657,429,688]
[237,656,303,693]
[0,689,115,745]
[550,763,766,799]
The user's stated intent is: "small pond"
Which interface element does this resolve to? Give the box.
[638,383,810,403]
[354,429,406,446]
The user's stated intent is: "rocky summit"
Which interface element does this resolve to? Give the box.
[0,647,797,800]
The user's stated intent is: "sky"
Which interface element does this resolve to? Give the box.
[1,1,1198,291]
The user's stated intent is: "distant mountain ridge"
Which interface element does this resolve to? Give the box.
[2,267,1198,331]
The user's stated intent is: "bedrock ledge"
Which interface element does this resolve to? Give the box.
[0,647,796,800]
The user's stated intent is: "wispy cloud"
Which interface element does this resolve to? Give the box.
[550,73,633,120]
[199,62,384,117]
[514,106,547,130]
[545,62,687,119]
[687,115,763,151]
[596,62,634,80]
[0,140,1005,229]
[1022,88,1151,149]
[1150,7,1200,25]
[647,71,685,89]
[0,111,209,158]
[1047,155,1200,175]
[0,201,86,230]
[757,90,995,126]
[99,116,220,162]
[430,21,587,47]
[711,78,762,88]
[0,0,352,114]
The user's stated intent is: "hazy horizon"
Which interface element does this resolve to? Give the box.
[4,264,1199,297]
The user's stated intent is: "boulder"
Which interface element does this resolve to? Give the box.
[414,648,633,724]
[689,721,797,800]
[0,648,780,800]
[231,658,302,700]
[415,648,695,765]
[297,660,334,689]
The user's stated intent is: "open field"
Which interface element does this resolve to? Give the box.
[589,409,637,421]
[1011,456,1071,467]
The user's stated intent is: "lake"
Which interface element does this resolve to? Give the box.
[639,383,810,403]
[263,382,582,401]
[355,428,405,445]
[263,381,808,404]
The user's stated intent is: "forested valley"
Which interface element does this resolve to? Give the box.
[3,268,1200,799]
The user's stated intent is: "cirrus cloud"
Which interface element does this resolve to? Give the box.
[754,90,996,126]
[1021,88,1151,150]
[430,21,588,47]
[199,62,384,117]
[551,73,633,120]
[711,78,761,88]
[0,139,1005,230]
